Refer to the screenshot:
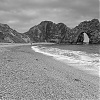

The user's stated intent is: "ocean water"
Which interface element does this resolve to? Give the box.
[31,44,100,76]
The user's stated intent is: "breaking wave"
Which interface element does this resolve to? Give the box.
[31,46,100,76]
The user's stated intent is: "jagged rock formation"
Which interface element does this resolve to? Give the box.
[25,21,71,43]
[0,23,30,43]
[70,19,100,44]
[25,19,100,44]
[0,19,100,44]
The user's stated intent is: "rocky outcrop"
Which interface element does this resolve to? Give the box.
[25,21,71,43]
[70,19,100,44]
[25,19,100,44]
[0,23,30,43]
[0,19,100,44]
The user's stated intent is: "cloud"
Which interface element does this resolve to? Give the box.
[0,0,99,32]
[7,20,19,24]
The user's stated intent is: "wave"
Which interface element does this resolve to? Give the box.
[31,46,100,76]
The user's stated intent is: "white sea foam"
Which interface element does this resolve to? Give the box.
[31,46,100,76]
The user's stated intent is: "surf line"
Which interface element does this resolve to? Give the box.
[31,46,100,77]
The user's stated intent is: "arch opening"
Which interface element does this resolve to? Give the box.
[83,33,89,44]
[77,32,89,44]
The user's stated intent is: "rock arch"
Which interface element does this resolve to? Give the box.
[76,32,90,44]
[74,19,100,44]
[25,19,100,44]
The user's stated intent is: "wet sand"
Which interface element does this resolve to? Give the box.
[0,44,99,100]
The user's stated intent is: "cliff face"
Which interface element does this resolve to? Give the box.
[0,23,30,43]
[25,21,71,43]
[71,19,100,44]
[25,19,100,44]
[0,19,100,44]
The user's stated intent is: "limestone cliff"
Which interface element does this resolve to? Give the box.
[25,19,100,44]
[0,19,100,44]
[0,23,30,43]
[70,19,100,44]
[25,21,71,43]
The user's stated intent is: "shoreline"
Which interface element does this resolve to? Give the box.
[0,42,55,47]
[31,45,100,77]
[0,44,99,100]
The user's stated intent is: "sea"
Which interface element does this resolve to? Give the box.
[31,43,100,77]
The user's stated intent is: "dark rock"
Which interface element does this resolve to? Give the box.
[71,19,100,44]
[25,19,100,44]
[24,21,71,43]
[74,79,81,82]
[0,23,30,43]
[0,95,2,99]
[36,59,38,61]
[0,31,4,40]
[0,19,100,44]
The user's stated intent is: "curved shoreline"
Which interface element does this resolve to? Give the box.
[0,44,99,100]
[31,45,100,77]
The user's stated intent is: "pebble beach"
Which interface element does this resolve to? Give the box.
[0,44,100,100]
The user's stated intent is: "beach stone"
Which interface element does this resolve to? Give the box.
[0,45,99,100]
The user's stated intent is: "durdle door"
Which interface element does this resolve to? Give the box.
[25,19,100,44]
[71,19,100,44]
[0,19,100,44]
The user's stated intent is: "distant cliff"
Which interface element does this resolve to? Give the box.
[70,19,100,44]
[25,19,100,44]
[0,23,30,43]
[0,19,100,44]
[24,21,71,43]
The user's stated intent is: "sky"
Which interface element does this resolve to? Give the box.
[0,0,99,32]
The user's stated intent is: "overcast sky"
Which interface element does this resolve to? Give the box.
[0,0,99,32]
